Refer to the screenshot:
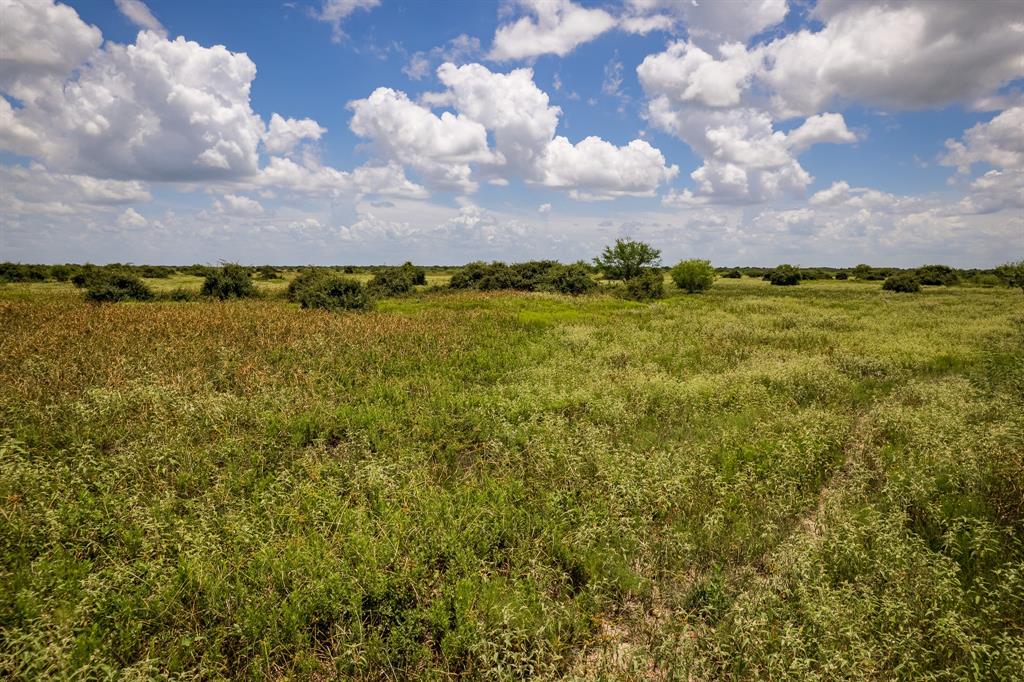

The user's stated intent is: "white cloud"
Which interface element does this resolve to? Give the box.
[0,0,102,104]
[954,169,1024,214]
[0,162,151,215]
[758,1,1024,118]
[403,34,480,80]
[215,193,264,216]
[623,0,787,44]
[941,106,1024,173]
[537,136,678,200]
[116,207,148,228]
[0,25,265,182]
[348,86,497,192]
[785,113,858,152]
[637,41,757,108]
[264,113,327,155]
[114,0,165,36]
[314,0,381,42]
[489,0,616,61]
[538,202,551,213]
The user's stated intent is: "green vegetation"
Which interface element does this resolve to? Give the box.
[1,264,1023,679]
[594,238,661,280]
[83,272,154,303]
[670,259,716,293]
[201,264,258,300]
[883,272,923,293]
[768,263,801,286]
[296,273,372,311]
[622,268,665,300]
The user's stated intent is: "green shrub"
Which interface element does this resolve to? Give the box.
[138,265,172,279]
[914,264,959,286]
[882,273,921,293]
[368,268,415,297]
[287,269,326,302]
[400,262,427,285]
[835,271,849,280]
[83,273,154,302]
[595,239,661,280]
[296,275,371,311]
[49,265,74,282]
[768,264,801,286]
[255,265,281,281]
[670,259,716,293]
[541,263,597,295]
[201,264,256,300]
[622,269,664,300]
[996,261,1024,292]
[0,262,48,283]
[721,269,742,279]
[158,287,198,302]
[449,262,489,289]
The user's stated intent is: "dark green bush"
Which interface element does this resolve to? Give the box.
[84,273,154,302]
[368,268,415,297]
[138,265,172,279]
[915,264,959,286]
[541,263,597,295]
[670,259,716,293]
[996,261,1024,292]
[49,265,74,282]
[768,265,801,286]
[400,262,427,285]
[622,269,664,301]
[255,266,281,281]
[287,269,326,302]
[882,273,921,293]
[721,269,742,279]
[158,287,199,302]
[0,262,48,283]
[835,271,849,280]
[449,261,489,289]
[296,275,371,311]
[201,264,256,300]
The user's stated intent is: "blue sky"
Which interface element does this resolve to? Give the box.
[1,0,1021,266]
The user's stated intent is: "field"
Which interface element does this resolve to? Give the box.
[2,277,1023,679]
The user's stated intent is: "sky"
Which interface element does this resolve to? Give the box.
[0,0,1022,266]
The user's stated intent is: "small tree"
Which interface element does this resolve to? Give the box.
[670,259,716,293]
[882,273,921,293]
[202,264,256,300]
[400,262,427,285]
[542,263,596,295]
[768,264,801,286]
[595,239,661,280]
[84,273,154,302]
[915,264,959,286]
[297,275,371,311]
[996,261,1024,292]
[622,269,664,300]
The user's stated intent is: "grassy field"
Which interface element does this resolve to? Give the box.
[2,278,1022,679]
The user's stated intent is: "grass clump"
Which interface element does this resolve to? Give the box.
[671,259,716,293]
[295,273,371,311]
[202,264,257,300]
[883,272,922,292]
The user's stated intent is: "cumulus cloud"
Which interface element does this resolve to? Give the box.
[116,207,148,228]
[489,0,616,61]
[114,0,165,35]
[403,34,480,80]
[215,193,264,216]
[0,26,265,181]
[313,0,381,42]
[758,1,1024,117]
[0,0,102,104]
[623,0,787,45]
[0,162,151,215]
[355,61,677,199]
[941,106,1024,173]
[263,113,327,156]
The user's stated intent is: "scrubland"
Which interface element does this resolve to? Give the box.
[1,277,1022,679]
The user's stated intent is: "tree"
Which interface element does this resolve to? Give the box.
[997,261,1024,292]
[768,264,801,286]
[594,239,661,280]
[201,263,256,300]
[670,259,716,293]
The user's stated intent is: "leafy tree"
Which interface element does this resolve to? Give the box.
[594,239,661,280]
[84,273,154,302]
[997,261,1024,292]
[400,262,427,285]
[201,264,256,300]
[542,263,596,295]
[852,264,873,279]
[623,269,664,300]
[768,264,801,286]
[296,275,371,311]
[882,273,921,293]
[368,268,415,297]
[670,259,716,293]
[287,269,327,302]
[915,264,959,286]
